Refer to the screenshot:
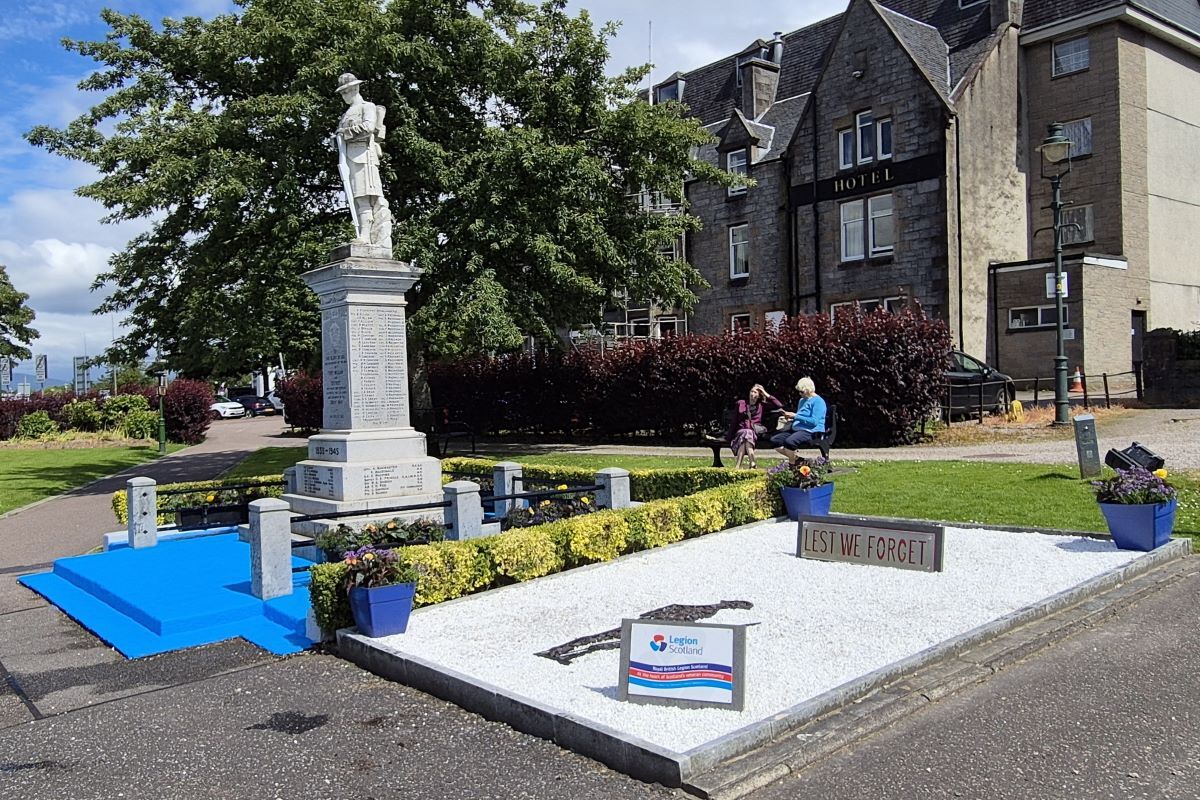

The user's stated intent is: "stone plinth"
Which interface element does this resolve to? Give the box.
[283,253,443,535]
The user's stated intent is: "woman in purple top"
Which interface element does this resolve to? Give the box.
[730,384,783,469]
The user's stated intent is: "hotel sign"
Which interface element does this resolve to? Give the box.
[796,515,945,572]
[790,152,944,206]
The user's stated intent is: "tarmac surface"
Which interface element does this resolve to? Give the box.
[2,411,1198,798]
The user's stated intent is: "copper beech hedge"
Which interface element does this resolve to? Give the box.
[429,307,951,445]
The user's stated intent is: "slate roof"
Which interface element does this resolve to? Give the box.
[875,0,995,86]
[875,5,951,100]
[1023,0,1200,36]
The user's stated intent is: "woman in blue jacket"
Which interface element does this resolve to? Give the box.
[771,377,826,464]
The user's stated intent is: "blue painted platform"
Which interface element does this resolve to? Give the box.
[19,533,315,659]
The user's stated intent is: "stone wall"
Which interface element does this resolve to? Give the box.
[788,0,952,322]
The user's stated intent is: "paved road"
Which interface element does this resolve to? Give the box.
[750,560,1200,799]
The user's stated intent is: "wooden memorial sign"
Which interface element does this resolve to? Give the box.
[797,516,944,572]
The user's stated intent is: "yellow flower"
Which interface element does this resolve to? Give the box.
[386,521,398,530]
[799,465,811,477]
[556,484,568,491]
[363,552,375,561]
[1154,468,1169,479]
[206,494,216,502]
[541,499,552,507]
[580,497,590,505]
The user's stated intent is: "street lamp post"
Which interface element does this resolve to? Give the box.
[156,373,167,456]
[1037,123,1074,426]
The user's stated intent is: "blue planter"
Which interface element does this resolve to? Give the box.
[1098,498,1177,552]
[348,582,416,637]
[781,483,835,520]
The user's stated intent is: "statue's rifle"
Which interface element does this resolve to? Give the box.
[336,131,359,235]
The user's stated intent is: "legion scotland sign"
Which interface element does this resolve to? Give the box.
[618,618,746,711]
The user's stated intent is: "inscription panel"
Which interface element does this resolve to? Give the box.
[321,306,351,430]
[300,463,338,500]
[348,305,408,430]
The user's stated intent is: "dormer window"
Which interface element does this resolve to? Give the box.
[656,82,679,104]
[727,149,749,196]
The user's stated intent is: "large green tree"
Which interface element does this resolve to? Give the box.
[0,265,38,361]
[29,0,729,374]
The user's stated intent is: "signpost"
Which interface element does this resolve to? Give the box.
[35,354,47,385]
[1073,414,1102,478]
[618,619,745,711]
[73,356,88,395]
[0,357,10,389]
[797,516,945,573]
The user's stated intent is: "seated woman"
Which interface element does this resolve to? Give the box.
[770,377,827,464]
[729,384,782,469]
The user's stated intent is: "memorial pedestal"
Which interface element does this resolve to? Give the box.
[283,253,443,535]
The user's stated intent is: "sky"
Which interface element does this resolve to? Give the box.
[0,0,835,385]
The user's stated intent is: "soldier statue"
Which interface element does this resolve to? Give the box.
[335,73,392,251]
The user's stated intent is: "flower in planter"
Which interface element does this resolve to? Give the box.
[765,457,831,493]
[1091,467,1176,506]
[342,545,418,591]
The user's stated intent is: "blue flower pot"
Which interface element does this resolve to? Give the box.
[348,582,416,637]
[1098,498,1177,551]
[781,484,835,521]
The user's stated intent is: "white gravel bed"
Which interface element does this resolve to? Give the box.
[369,520,1144,753]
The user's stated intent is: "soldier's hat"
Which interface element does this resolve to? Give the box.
[336,73,363,93]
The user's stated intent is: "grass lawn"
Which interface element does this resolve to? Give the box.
[221,445,308,479]
[0,444,185,515]
[221,448,1199,547]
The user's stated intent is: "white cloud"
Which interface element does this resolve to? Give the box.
[0,238,112,315]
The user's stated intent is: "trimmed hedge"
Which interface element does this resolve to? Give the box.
[309,477,777,634]
[440,457,759,501]
[163,379,213,444]
[429,308,951,445]
[111,473,284,524]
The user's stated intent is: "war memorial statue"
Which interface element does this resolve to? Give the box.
[280,72,442,534]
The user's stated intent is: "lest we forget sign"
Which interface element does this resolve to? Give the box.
[618,618,746,711]
[797,515,945,572]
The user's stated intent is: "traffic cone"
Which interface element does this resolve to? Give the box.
[1070,367,1084,393]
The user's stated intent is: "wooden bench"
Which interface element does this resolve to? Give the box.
[704,404,838,468]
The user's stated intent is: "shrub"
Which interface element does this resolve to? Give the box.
[308,476,781,634]
[62,399,102,432]
[121,409,160,440]
[163,379,213,444]
[481,527,563,583]
[399,541,494,606]
[16,410,59,439]
[0,394,74,439]
[278,372,323,430]
[625,501,685,551]
[110,473,283,524]
[440,457,758,502]
[100,394,151,429]
[429,307,950,445]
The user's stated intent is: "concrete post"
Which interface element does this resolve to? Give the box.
[249,498,294,600]
[595,468,631,510]
[126,477,158,549]
[444,480,484,541]
[491,462,523,519]
[283,466,298,495]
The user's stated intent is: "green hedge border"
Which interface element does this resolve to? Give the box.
[110,474,284,525]
[309,477,780,634]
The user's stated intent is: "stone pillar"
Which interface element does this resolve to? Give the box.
[595,468,631,510]
[249,498,294,600]
[444,481,484,541]
[282,251,444,534]
[491,462,522,519]
[283,467,298,495]
[126,477,158,549]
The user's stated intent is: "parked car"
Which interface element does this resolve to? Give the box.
[234,394,275,416]
[211,396,248,419]
[265,389,285,413]
[942,351,1016,417]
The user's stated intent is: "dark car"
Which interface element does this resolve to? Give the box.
[234,394,275,416]
[941,351,1016,418]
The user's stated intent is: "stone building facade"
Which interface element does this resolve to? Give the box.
[628,0,1200,383]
